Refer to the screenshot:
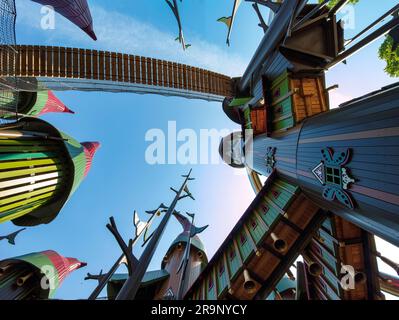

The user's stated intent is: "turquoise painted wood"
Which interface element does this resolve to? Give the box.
[266,183,295,210]
[323,267,341,294]
[325,282,341,300]
[258,199,280,226]
[275,179,300,194]
[0,152,57,161]
[246,215,267,245]
[318,229,336,252]
[206,274,217,300]
[216,261,228,296]
[186,177,303,300]
[319,247,338,274]
[226,244,241,280]
[236,231,253,263]
[322,218,334,234]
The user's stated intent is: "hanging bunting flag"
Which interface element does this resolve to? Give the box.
[217,0,242,46]
[32,0,97,40]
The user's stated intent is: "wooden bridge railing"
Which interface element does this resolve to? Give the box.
[0,45,234,100]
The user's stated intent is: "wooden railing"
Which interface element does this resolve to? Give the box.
[0,45,234,100]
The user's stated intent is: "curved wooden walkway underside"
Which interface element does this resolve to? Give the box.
[0,45,234,102]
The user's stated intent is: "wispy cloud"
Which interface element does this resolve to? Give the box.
[15,1,247,76]
[328,90,353,109]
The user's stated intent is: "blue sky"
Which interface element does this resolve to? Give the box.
[1,0,399,300]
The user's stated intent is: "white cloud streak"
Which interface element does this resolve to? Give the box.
[15,1,247,76]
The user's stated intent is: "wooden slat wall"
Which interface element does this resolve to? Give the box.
[185,176,323,300]
[303,216,380,300]
[2,45,233,97]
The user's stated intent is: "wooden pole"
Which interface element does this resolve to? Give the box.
[115,170,194,300]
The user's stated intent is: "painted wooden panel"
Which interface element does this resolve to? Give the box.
[246,215,267,245]
[322,219,334,234]
[206,272,217,300]
[250,108,267,135]
[257,198,280,226]
[226,244,241,280]
[271,71,290,103]
[266,183,294,211]
[216,261,228,296]
[185,175,326,300]
[236,230,253,263]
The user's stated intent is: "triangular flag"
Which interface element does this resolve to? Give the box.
[217,16,232,28]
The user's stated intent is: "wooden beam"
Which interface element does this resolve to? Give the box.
[255,210,327,300]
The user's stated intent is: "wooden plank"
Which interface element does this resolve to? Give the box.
[152,58,158,86]
[0,185,58,207]
[117,53,123,82]
[92,50,99,80]
[202,70,207,93]
[33,45,40,76]
[135,56,141,84]
[204,70,210,93]
[129,55,135,83]
[65,47,72,78]
[211,268,218,300]
[196,68,203,92]
[208,71,214,94]
[316,77,328,112]
[223,252,233,294]
[98,50,104,80]
[181,64,187,90]
[123,54,129,82]
[19,46,27,77]
[186,66,192,91]
[104,51,111,81]
[157,59,162,87]
[141,56,147,84]
[168,61,173,88]
[39,46,46,76]
[85,49,92,80]
[2,46,7,76]
[243,223,259,255]
[146,57,152,85]
[79,48,85,78]
[172,62,178,88]
[177,64,183,89]
[13,46,20,77]
[44,46,52,77]
[194,67,199,92]
[216,74,222,95]
[57,47,65,77]
[52,47,59,78]
[111,52,117,82]
[162,60,169,87]
[72,48,79,78]
[233,238,244,266]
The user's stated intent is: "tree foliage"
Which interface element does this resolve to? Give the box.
[319,0,359,8]
[379,35,399,77]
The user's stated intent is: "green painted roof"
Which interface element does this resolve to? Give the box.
[59,131,87,195]
[110,270,170,286]
[27,91,48,116]
[107,270,169,299]
[9,118,88,226]
[169,233,206,254]
[14,251,59,298]
[229,97,252,107]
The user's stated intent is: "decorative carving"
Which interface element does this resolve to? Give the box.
[265,147,276,174]
[341,168,355,190]
[311,148,356,209]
